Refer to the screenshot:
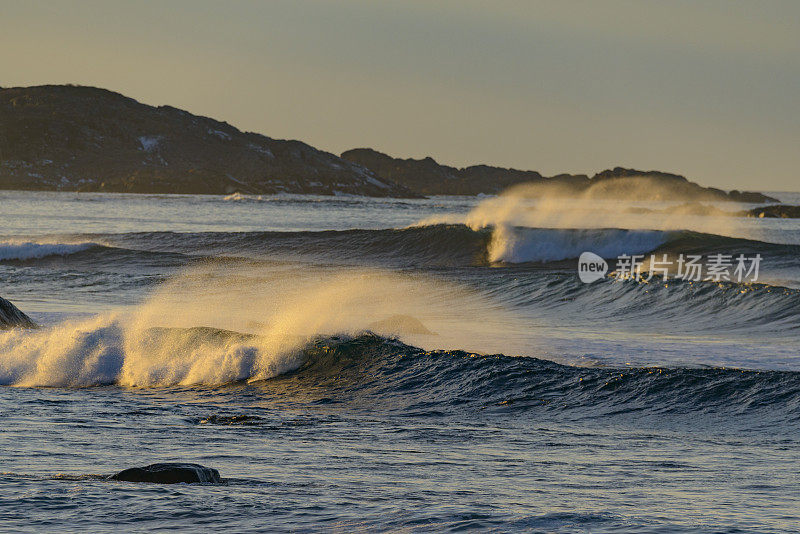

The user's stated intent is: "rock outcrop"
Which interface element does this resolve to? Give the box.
[108,463,222,484]
[626,202,800,218]
[745,205,800,218]
[0,85,419,198]
[0,296,37,329]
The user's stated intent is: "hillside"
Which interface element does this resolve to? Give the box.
[0,85,779,202]
[0,85,418,197]
[341,148,776,202]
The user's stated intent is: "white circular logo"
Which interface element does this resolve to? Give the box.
[578,252,608,283]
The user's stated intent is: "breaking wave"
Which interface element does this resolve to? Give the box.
[485,227,668,263]
[3,226,799,268]
[2,326,800,425]
[0,317,302,387]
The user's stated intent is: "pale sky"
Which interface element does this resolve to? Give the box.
[1,0,798,191]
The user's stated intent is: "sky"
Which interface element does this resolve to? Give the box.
[1,0,798,191]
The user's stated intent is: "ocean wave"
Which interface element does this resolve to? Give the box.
[0,318,303,387]
[5,226,799,275]
[99,225,800,264]
[73,226,492,267]
[2,327,799,422]
[286,334,800,420]
[485,271,800,335]
[486,226,669,262]
[0,241,99,261]
[0,266,505,387]
[483,226,800,264]
[0,238,203,273]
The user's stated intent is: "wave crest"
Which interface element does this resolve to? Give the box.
[487,226,669,263]
[0,317,305,387]
[0,240,98,261]
[7,325,798,425]
[5,225,800,270]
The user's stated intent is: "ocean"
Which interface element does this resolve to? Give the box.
[1,189,799,533]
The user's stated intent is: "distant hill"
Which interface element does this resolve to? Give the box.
[341,148,777,202]
[0,85,778,202]
[0,85,418,197]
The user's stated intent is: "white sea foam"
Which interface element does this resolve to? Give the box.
[223,192,263,201]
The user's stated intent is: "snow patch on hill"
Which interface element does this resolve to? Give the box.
[138,136,162,152]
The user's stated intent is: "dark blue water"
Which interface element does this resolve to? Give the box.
[1,191,799,532]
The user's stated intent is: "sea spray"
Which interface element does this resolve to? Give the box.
[0,265,523,387]
[413,178,749,264]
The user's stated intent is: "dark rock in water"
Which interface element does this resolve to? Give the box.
[745,205,800,219]
[624,202,800,219]
[0,296,37,329]
[109,463,222,484]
